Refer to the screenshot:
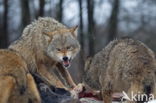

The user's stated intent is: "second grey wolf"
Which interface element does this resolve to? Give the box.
[84,38,156,103]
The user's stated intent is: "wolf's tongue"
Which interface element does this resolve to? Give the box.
[63,61,70,65]
[63,60,70,67]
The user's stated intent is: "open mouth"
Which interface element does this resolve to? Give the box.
[62,59,71,68]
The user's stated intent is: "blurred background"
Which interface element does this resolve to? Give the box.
[0,0,156,82]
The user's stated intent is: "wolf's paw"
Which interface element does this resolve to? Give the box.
[73,83,85,93]
[70,83,85,99]
[70,90,79,99]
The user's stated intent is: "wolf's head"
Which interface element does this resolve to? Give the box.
[44,26,80,68]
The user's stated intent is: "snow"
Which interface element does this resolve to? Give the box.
[148,100,156,103]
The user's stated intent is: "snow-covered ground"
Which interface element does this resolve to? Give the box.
[80,98,156,103]
[148,100,156,103]
[80,98,119,103]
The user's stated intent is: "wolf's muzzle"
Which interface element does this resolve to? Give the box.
[62,56,71,68]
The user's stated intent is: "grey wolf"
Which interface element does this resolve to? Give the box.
[0,49,41,103]
[9,17,80,89]
[84,38,156,103]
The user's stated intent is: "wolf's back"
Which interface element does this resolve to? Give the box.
[0,49,28,91]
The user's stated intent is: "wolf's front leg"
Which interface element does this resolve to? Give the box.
[102,90,112,103]
[38,64,66,89]
[57,63,76,89]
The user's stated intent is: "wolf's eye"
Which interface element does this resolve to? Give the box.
[66,46,73,50]
[56,48,61,51]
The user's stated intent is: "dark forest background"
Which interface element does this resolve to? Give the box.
[0,0,156,82]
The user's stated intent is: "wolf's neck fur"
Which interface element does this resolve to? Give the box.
[9,17,66,73]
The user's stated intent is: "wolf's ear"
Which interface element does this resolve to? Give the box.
[70,25,78,38]
[42,32,53,42]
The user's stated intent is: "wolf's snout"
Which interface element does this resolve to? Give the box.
[62,56,71,68]
[63,56,68,61]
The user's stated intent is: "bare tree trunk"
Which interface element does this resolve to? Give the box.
[39,0,45,17]
[87,0,95,56]
[107,0,120,43]
[79,0,84,52]
[78,0,84,82]
[57,0,63,22]
[0,0,8,48]
[21,0,31,29]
